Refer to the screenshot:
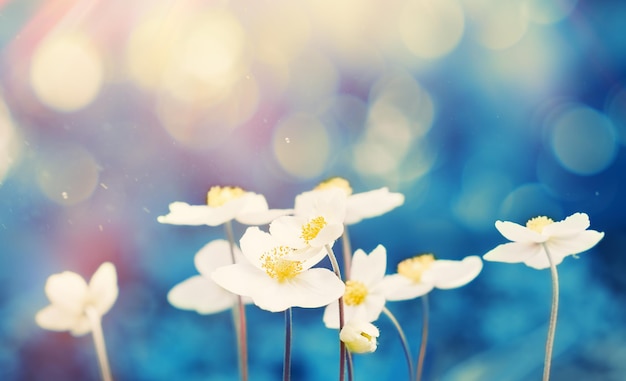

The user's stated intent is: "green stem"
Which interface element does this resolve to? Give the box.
[382,306,414,381]
[283,308,292,381]
[542,243,559,381]
[416,295,429,381]
[225,221,249,381]
[341,226,353,279]
[85,307,113,381]
[325,244,348,381]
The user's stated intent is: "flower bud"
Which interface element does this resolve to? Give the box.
[339,320,380,354]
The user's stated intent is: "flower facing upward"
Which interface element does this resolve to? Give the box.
[157,186,293,227]
[168,240,251,314]
[211,226,345,312]
[312,177,405,225]
[323,245,388,329]
[35,262,118,336]
[483,212,604,269]
[340,320,380,354]
[381,254,483,301]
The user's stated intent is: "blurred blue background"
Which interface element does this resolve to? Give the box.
[1,0,625,380]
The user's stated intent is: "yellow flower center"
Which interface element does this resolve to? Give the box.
[344,280,368,306]
[206,186,246,207]
[300,216,327,244]
[260,245,302,283]
[314,177,353,196]
[397,254,435,282]
[526,216,554,233]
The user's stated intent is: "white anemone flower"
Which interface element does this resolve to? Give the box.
[269,188,347,260]
[211,226,345,312]
[340,320,380,354]
[35,262,118,336]
[312,177,404,225]
[157,186,293,226]
[382,255,483,301]
[323,245,388,329]
[168,240,251,314]
[483,212,604,269]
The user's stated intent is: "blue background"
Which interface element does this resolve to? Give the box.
[1,0,625,380]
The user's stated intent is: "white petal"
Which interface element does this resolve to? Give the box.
[237,209,294,225]
[380,274,433,301]
[543,212,590,237]
[211,263,268,298]
[350,245,387,286]
[295,189,347,223]
[45,271,88,314]
[309,223,344,249]
[483,242,542,264]
[344,188,404,225]
[522,249,562,270]
[70,317,92,336]
[538,230,605,268]
[195,240,242,277]
[156,202,225,226]
[269,216,308,249]
[35,305,81,332]
[239,227,277,270]
[88,262,118,316]
[495,220,545,243]
[168,276,236,314]
[424,256,483,289]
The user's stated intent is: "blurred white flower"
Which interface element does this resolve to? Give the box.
[382,255,482,301]
[323,245,387,329]
[157,186,292,226]
[340,320,380,354]
[35,262,118,336]
[483,213,604,269]
[211,226,345,312]
[168,240,251,314]
[312,177,404,225]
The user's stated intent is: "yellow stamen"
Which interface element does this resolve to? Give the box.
[260,245,302,283]
[526,216,554,233]
[344,280,368,306]
[206,186,246,207]
[300,216,327,244]
[397,254,435,282]
[314,177,353,196]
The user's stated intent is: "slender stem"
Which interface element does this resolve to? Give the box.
[85,307,112,381]
[325,244,348,381]
[382,307,414,381]
[225,221,249,381]
[416,295,430,381]
[542,243,559,381]
[283,308,293,381]
[341,226,353,279]
[346,351,354,381]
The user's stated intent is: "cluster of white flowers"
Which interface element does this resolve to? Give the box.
[33,179,605,381]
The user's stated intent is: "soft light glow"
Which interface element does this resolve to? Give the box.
[465,0,528,50]
[523,0,578,25]
[606,87,626,146]
[30,31,103,112]
[286,50,338,109]
[0,98,21,185]
[398,0,465,59]
[550,105,618,175]
[273,113,330,179]
[36,144,99,205]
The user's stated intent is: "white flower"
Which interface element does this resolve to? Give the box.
[168,240,250,314]
[157,186,292,226]
[382,255,482,301]
[211,226,345,312]
[340,320,380,354]
[483,212,604,269]
[35,262,118,336]
[312,177,404,225]
[323,245,388,329]
[269,188,347,261]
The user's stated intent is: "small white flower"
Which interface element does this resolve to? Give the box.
[382,254,482,301]
[483,213,604,269]
[312,177,404,225]
[168,240,250,314]
[340,320,380,354]
[323,245,388,329]
[211,226,345,312]
[157,186,292,226]
[35,262,118,336]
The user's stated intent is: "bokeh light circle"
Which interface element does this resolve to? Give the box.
[550,105,618,175]
[606,86,626,146]
[36,145,100,205]
[499,183,562,222]
[0,98,21,184]
[30,31,103,112]
[523,0,578,25]
[467,0,528,50]
[273,114,330,179]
